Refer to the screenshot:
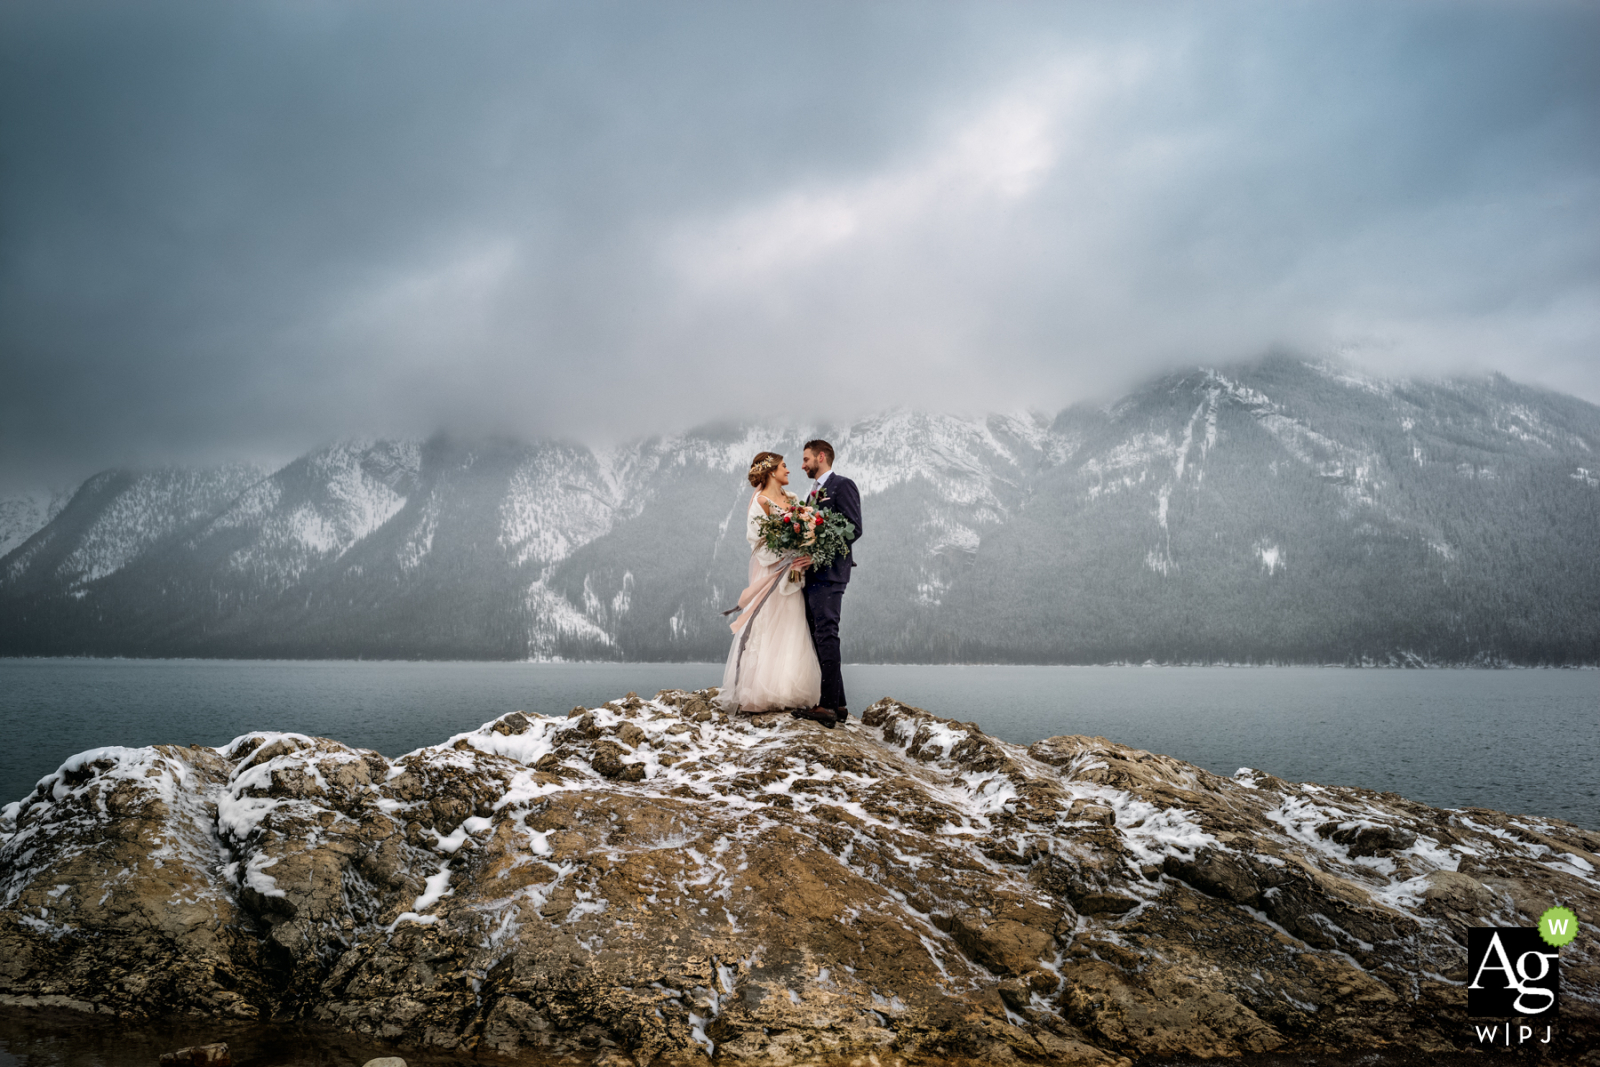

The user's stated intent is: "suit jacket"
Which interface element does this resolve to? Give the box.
[808,473,862,585]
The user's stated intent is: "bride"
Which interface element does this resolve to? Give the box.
[717,452,822,713]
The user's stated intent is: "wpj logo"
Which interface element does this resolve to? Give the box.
[1467,907,1576,1046]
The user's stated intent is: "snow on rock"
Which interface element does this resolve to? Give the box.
[0,739,262,1019]
[2,694,1596,1063]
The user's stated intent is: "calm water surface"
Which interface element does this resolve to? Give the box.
[1,659,1594,827]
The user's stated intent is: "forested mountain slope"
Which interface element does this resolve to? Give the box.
[2,357,1596,663]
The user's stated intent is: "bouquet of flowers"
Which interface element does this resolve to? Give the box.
[756,496,857,575]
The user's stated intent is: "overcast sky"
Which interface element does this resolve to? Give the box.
[2,1,1597,489]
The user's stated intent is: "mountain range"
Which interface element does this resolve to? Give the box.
[2,356,1597,664]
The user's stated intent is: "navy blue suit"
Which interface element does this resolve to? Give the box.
[804,472,861,711]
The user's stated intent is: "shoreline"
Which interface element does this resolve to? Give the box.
[2,655,1596,668]
[3,662,1595,831]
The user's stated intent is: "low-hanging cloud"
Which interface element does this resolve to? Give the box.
[1,0,1596,491]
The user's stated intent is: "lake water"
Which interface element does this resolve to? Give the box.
[1,659,1594,828]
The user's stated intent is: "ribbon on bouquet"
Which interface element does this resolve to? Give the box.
[722,551,807,633]
[720,550,807,710]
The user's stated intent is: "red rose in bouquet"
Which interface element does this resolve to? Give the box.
[757,497,856,573]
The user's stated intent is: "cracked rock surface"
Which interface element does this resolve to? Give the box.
[1,691,1596,1065]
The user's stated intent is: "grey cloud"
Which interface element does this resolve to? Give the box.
[2,0,1597,491]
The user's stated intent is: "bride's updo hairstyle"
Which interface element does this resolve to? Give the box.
[747,452,782,488]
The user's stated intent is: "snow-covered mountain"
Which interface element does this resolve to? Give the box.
[3,357,1597,663]
[6,467,266,593]
[0,489,72,559]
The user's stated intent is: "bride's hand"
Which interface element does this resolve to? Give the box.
[795,556,812,569]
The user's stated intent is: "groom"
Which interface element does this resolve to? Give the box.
[793,439,862,728]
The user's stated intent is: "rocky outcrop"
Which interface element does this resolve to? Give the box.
[1,692,1596,1065]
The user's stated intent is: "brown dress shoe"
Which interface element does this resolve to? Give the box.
[789,706,836,729]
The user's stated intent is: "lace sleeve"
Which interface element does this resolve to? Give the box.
[745,495,765,550]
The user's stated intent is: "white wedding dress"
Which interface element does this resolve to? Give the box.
[717,492,822,712]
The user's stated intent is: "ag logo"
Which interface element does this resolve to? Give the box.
[1468,928,1559,1017]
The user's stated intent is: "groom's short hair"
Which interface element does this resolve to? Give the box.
[803,439,834,465]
